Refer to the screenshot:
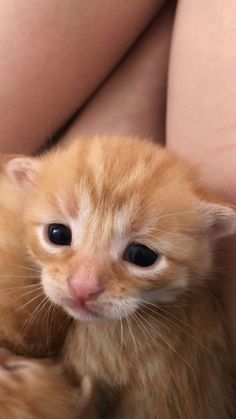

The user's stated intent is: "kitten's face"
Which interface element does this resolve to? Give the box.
[7,137,236,322]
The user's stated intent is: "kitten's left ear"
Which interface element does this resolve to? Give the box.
[6,157,39,190]
[200,201,236,240]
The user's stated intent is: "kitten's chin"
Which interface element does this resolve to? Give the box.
[60,297,139,323]
[62,298,104,322]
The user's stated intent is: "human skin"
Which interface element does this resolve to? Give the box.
[63,2,175,144]
[0,0,163,154]
[62,2,175,146]
[167,0,236,347]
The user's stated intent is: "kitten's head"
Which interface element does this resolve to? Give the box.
[7,137,236,321]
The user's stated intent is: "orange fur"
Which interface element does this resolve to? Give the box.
[6,136,236,418]
[0,156,99,418]
[0,155,69,355]
[0,349,97,419]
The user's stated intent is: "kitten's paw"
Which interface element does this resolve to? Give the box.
[0,348,26,379]
[0,350,98,419]
[0,348,44,382]
[0,347,12,365]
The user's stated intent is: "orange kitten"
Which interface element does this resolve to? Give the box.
[7,136,236,418]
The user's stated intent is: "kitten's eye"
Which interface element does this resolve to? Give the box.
[123,243,158,267]
[47,224,72,246]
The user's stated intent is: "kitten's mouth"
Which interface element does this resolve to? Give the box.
[62,298,102,321]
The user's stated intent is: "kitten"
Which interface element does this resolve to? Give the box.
[0,155,97,419]
[7,136,236,418]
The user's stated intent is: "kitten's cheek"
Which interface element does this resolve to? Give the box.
[139,288,177,304]
[41,274,64,306]
[138,277,188,304]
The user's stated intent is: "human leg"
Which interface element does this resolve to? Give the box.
[0,0,163,154]
[61,1,175,147]
[167,0,236,346]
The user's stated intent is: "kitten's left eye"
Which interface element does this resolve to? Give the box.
[123,243,159,267]
[47,224,72,246]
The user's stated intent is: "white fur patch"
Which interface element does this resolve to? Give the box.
[139,277,188,304]
[110,238,128,260]
[93,295,140,320]
[139,288,177,303]
[40,269,65,307]
[113,199,138,237]
[125,256,168,279]
[110,199,139,259]
[73,182,94,248]
[113,205,131,237]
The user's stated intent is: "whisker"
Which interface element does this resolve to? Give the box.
[125,316,137,351]
[138,307,202,360]
[0,285,42,298]
[137,301,215,356]
[120,317,124,351]
[3,263,41,273]
[133,311,156,346]
[0,293,43,325]
[131,311,150,342]
[20,296,49,342]
[0,274,40,279]
[135,310,195,374]
[0,286,43,308]
[46,302,55,350]
[50,303,59,333]
[137,299,187,309]
[59,314,72,335]
[0,283,42,290]
[137,298,217,340]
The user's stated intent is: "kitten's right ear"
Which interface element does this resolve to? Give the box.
[6,157,39,190]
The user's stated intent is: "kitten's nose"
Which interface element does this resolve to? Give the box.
[68,272,104,303]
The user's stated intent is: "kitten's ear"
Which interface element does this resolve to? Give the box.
[200,201,236,240]
[6,157,39,190]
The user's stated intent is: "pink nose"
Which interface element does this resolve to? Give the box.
[68,274,104,303]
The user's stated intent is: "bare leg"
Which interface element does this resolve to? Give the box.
[167,0,236,346]
[62,1,175,147]
[0,0,164,154]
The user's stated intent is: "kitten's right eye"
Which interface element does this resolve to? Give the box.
[47,224,72,246]
[123,243,159,267]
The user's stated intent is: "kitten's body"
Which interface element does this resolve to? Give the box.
[6,136,236,418]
